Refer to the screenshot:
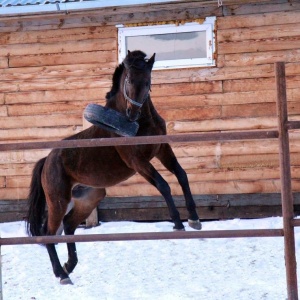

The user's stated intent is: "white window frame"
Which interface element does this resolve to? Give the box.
[117,16,216,70]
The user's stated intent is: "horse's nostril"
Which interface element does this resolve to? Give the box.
[126,108,131,117]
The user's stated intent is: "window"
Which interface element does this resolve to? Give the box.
[117,16,216,70]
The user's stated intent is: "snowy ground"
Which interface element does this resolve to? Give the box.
[0,217,298,300]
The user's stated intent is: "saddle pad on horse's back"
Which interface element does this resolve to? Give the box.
[84,103,139,137]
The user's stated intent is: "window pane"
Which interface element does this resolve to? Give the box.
[126,31,207,61]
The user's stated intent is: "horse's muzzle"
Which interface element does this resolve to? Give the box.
[126,108,141,122]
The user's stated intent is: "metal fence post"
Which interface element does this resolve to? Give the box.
[275,62,298,299]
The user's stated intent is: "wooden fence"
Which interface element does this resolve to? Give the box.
[0,62,298,299]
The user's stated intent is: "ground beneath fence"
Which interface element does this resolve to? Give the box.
[0,217,299,300]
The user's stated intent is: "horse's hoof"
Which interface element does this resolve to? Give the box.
[60,277,73,285]
[188,219,202,230]
[173,227,185,231]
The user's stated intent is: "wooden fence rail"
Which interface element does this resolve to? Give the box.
[0,62,298,299]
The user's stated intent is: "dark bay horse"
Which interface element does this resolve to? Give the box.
[26,50,201,285]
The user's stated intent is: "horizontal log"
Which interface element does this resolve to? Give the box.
[0,187,28,200]
[0,149,49,165]
[9,50,117,68]
[105,179,290,196]
[219,36,300,55]
[167,117,278,133]
[158,106,221,121]
[0,38,115,57]
[0,25,116,45]
[223,51,300,67]
[1,76,111,93]
[0,126,81,141]
[0,106,7,117]
[0,2,220,32]
[0,163,34,176]
[223,76,300,93]
[5,88,105,104]
[222,101,300,118]
[218,10,300,30]
[222,1,300,17]
[0,57,7,68]
[153,64,276,83]
[0,114,81,129]
[218,22,300,43]
[7,102,90,117]
[151,81,222,97]
[0,63,115,82]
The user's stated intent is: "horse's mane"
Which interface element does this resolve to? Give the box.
[106,50,148,101]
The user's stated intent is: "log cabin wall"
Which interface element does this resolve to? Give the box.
[1,0,300,222]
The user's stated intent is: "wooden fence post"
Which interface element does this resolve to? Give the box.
[275,62,298,300]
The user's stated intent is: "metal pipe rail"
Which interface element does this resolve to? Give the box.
[0,130,279,152]
[0,229,284,246]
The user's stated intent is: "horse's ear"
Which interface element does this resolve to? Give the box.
[148,53,156,70]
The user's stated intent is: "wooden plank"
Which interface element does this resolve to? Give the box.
[0,63,115,82]
[7,102,92,117]
[106,179,300,196]
[223,76,300,93]
[218,10,300,30]
[0,149,49,164]
[0,126,82,141]
[167,117,278,133]
[0,188,28,200]
[4,76,111,93]
[9,50,116,68]
[222,100,300,119]
[153,63,275,83]
[0,26,116,45]
[0,57,7,69]
[218,23,300,43]
[223,51,300,67]
[0,163,34,176]
[0,106,7,117]
[222,1,300,17]
[97,205,283,222]
[0,3,221,32]
[0,38,116,57]
[10,164,300,189]
[151,81,222,97]
[0,114,81,129]
[5,88,105,104]
[158,106,221,121]
[219,36,300,55]
[154,89,278,107]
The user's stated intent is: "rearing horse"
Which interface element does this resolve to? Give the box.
[26,50,201,285]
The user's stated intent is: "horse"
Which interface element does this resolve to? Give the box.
[26,50,201,285]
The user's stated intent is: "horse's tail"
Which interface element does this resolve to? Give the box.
[26,157,47,237]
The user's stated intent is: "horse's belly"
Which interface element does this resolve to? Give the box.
[62,147,136,188]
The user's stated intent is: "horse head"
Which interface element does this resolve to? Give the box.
[122,50,155,122]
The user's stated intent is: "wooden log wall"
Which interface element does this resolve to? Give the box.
[1,0,300,221]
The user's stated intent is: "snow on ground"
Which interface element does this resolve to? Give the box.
[0,217,298,299]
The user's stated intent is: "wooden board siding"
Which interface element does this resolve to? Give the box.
[1,0,300,222]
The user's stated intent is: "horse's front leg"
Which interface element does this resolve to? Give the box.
[156,144,201,230]
[133,161,184,230]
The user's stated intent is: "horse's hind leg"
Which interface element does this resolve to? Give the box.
[44,198,72,284]
[156,144,201,230]
[63,187,106,276]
